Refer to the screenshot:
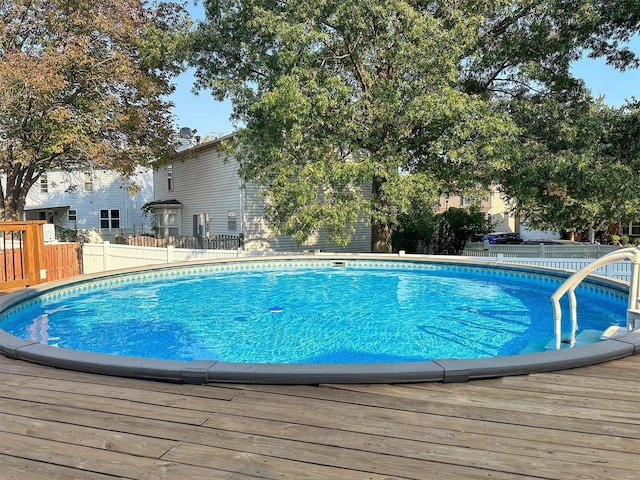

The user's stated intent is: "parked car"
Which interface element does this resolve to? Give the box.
[523,239,585,245]
[481,232,523,244]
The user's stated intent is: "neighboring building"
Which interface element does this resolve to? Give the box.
[434,188,559,240]
[620,221,640,238]
[151,134,372,253]
[435,187,521,234]
[20,167,153,239]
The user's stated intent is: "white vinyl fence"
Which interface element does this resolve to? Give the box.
[463,244,632,282]
[463,243,620,259]
[82,242,241,274]
[82,242,634,282]
[486,256,632,282]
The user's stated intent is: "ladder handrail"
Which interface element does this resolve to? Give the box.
[550,246,640,350]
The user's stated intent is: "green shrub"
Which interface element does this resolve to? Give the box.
[393,206,490,255]
[55,225,78,242]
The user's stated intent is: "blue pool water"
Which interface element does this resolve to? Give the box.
[0,261,627,364]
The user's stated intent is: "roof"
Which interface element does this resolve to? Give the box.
[23,205,71,211]
[173,132,237,160]
[147,199,182,208]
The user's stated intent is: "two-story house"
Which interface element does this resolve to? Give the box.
[20,167,153,240]
[434,188,521,234]
[151,134,372,253]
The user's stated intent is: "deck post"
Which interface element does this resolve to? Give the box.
[24,222,47,285]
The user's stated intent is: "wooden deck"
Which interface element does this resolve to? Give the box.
[0,354,638,480]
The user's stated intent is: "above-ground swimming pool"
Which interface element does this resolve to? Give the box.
[1,256,639,384]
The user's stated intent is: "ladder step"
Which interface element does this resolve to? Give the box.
[544,329,605,350]
[600,325,628,340]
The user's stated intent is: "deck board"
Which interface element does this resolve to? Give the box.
[0,354,638,479]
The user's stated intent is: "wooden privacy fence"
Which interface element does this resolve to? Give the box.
[1,221,81,292]
[45,242,81,282]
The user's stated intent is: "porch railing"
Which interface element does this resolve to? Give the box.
[126,234,244,250]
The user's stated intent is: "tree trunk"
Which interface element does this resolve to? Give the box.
[371,221,392,253]
[370,175,392,253]
[1,195,26,221]
[1,163,38,220]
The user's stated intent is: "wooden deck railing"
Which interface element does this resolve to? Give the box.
[0,221,46,291]
[0,221,81,292]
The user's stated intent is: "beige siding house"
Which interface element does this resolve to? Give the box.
[435,187,521,234]
[152,134,372,253]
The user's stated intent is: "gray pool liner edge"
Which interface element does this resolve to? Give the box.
[1,328,638,384]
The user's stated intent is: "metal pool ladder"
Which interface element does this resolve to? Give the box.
[551,246,640,350]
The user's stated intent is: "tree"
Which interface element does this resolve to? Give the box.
[495,97,640,240]
[496,98,640,239]
[191,0,518,252]
[435,1,640,239]
[603,100,640,169]
[191,0,640,252]
[0,0,191,220]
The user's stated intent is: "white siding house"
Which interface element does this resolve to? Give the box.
[152,134,372,253]
[19,167,153,239]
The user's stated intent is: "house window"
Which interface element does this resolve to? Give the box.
[154,212,163,235]
[155,210,179,237]
[100,209,120,229]
[622,222,640,235]
[167,165,173,191]
[227,210,237,231]
[167,213,179,236]
[84,172,93,192]
[40,174,48,193]
[68,210,77,221]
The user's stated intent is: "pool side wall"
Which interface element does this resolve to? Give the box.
[1,254,639,385]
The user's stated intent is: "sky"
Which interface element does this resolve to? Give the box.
[168,4,640,139]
